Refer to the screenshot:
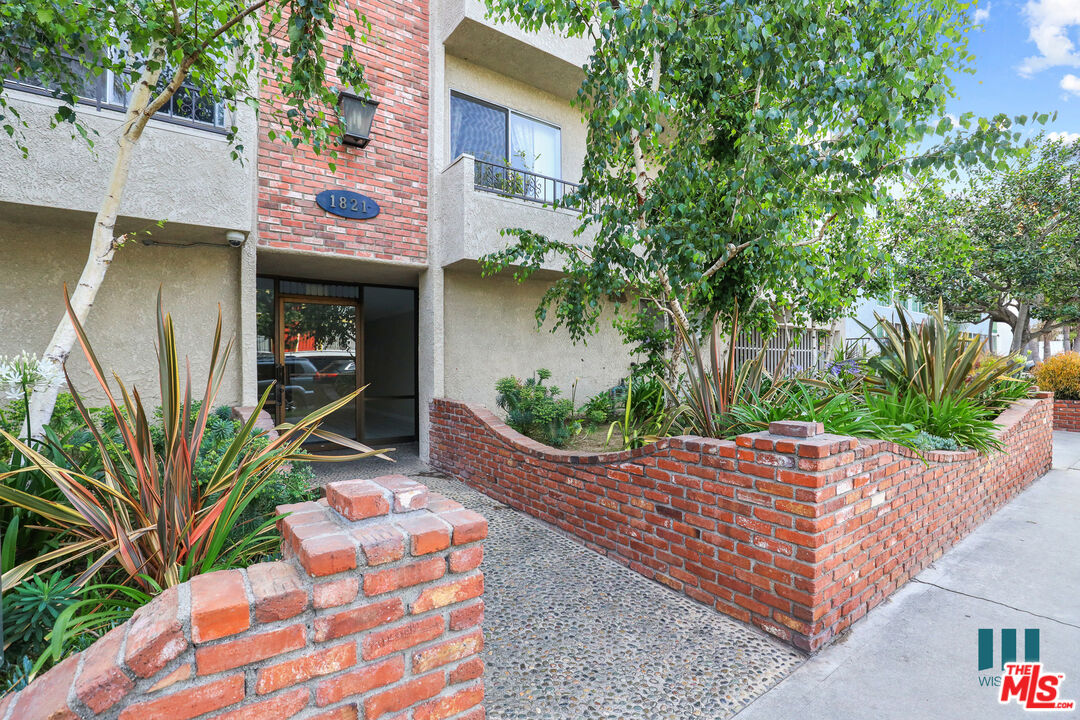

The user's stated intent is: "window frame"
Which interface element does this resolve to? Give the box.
[3,64,229,135]
[449,89,562,178]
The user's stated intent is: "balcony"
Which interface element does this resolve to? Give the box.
[436,154,594,269]
[438,0,590,100]
[472,158,585,209]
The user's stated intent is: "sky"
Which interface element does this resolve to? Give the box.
[950,0,1080,142]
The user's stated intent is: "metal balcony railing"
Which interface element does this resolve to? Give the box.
[4,59,227,133]
[473,158,584,211]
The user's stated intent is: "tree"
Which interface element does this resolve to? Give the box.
[1,0,371,436]
[479,0,1031,368]
[881,134,1080,355]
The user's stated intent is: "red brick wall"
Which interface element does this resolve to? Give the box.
[0,476,485,720]
[429,395,1053,653]
[257,2,428,262]
[1054,397,1080,432]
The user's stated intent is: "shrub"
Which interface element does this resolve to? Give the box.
[978,375,1034,413]
[661,302,813,438]
[496,369,576,447]
[1033,352,1080,400]
[605,376,672,450]
[580,390,619,427]
[0,293,386,595]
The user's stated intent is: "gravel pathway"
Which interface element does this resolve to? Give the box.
[313,458,804,720]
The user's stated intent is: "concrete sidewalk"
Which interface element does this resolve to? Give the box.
[734,431,1080,720]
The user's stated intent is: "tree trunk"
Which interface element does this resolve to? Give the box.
[1008,303,1030,355]
[1043,328,1053,361]
[1073,323,1080,353]
[1027,339,1041,363]
[27,63,163,438]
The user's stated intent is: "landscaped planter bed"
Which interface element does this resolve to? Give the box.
[429,393,1054,652]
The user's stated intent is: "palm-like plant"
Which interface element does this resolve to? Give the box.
[858,299,1023,402]
[0,291,389,592]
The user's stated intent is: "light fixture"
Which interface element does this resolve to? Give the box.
[338,91,379,148]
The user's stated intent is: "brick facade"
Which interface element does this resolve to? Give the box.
[429,394,1053,652]
[257,2,429,262]
[0,476,485,720]
[1053,397,1080,432]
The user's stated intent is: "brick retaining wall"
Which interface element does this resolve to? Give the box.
[0,476,486,720]
[429,394,1053,652]
[1054,397,1080,432]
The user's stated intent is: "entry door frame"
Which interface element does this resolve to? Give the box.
[258,274,420,446]
[276,292,364,442]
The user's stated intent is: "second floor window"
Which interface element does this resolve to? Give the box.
[450,91,561,181]
[7,59,226,132]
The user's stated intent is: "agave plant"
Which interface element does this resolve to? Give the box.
[0,291,389,593]
[858,299,1023,402]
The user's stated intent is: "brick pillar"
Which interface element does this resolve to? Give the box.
[736,420,861,652]
[0,475,487,720]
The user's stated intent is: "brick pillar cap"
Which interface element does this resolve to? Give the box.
[1033,389,1053,399]
[768,420,825,438]
[278,476,488,577]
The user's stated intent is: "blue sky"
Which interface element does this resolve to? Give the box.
[950,0,1080,142]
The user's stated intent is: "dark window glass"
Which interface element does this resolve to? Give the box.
[363,286,417,440]
[451,92,507,165]
[6,60,225,130]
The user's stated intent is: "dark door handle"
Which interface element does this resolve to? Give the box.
[274,363,286,405]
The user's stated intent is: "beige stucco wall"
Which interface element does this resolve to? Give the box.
[442,268,637,414]
[0,90,255,232]
[437,0,589,101]
[0,215,244,410]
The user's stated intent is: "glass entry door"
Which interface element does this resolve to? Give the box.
[279,298,359,439]
[256,277,418,445]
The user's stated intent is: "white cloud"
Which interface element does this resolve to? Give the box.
[973,3,991,25]
[1018,0,1080,77]
[1062,73,1080,96]
[1047,130,1080,142]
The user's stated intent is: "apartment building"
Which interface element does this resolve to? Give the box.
[0,0,634,457]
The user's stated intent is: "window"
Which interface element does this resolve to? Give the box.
[6,61,227,132]
[450,91,565,203]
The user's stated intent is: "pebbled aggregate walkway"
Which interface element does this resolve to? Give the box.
[315,457,803,719]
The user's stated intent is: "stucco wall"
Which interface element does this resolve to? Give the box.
[435,155,594,269]
[0,216,244,409]
[442,268,636,412]
[0,90,255,231]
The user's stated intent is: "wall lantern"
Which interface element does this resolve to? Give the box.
[338,92,379,148]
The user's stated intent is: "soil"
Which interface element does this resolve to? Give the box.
[566,424,624,453]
